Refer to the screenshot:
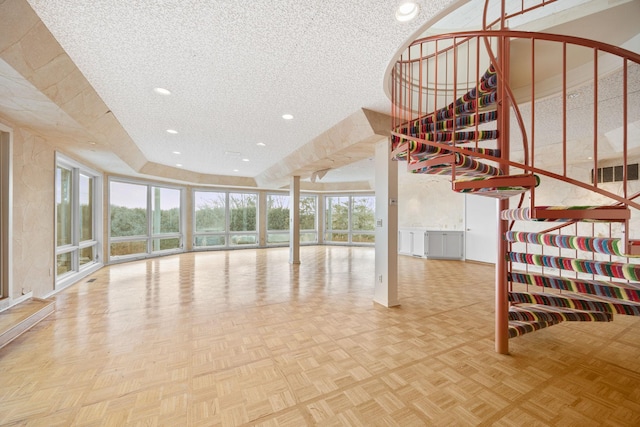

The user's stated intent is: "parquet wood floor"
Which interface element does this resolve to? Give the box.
[1,246,639,426]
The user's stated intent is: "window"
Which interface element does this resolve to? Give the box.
[325,195,375,244]
[351,196,375,243]
[229,192,258,246]
[194,191,226,247]
[55,154,102,287]
[193,190,258,248]
[325,196,350,242]
[267,194,290,245]
[109,179,183,260]
[300,195,317,243]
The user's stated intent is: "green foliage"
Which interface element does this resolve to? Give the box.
[230,206,256,231]
[110,205,147,237]
[352,199,375,231]
[268,207,289,231]
[326,198,349,230]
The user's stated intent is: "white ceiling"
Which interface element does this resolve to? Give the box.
[22,0,457,183]
[3,0,639,188]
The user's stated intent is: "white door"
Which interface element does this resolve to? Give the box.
[464,194,498,263]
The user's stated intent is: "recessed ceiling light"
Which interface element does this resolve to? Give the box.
[587,156,593,160]
[154,87,171,95]
[176,163,183,167]
[233,169,239,172]
[242,158,250,162]
[395,2,419,22]
[172,151,181,154]
[257,142,266,147]
[167,129,178,134]
[282,114,294,120]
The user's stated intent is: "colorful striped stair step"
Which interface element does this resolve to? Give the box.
[508,252,640,281]
[509,305,612,322]
[453,174,538,198]
[409,153,501,178]
[505,231,627,256]
[411,146,501,162]
[408,111,498,135]
[508,319,561,338]
[400,129,499,144]
[509,291,640,316]
[500,205,630,222]
[393,65,497,137]
[508,271,640,302]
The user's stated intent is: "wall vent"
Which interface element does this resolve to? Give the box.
[591,163,639,183]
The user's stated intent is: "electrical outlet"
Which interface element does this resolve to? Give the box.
[378,274,383,283]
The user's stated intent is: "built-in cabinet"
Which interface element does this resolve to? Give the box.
[399,228,464,260]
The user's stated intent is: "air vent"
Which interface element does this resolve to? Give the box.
[591,163,639,183]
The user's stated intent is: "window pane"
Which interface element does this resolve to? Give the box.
[267,233,290,244]
[110,240,147,257]
[79,246,94,267]
[300,196,316,231]
[194,235,226,247]
[110,182,147,237]
[300,232,317,243]
[79,174,93,242]
[56,252,72,276]
[352,233,375,243]
[194,191,226,232]
[152,237,180,252]
[352,196,375,231]
[56,166,72,246]
[325,196,349,231]
[229,193,257,232]
[151,187,181,234]
[326,232,348,242]
[230,234,257,246]
[267,194,289,231]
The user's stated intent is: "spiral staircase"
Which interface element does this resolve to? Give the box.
[390,0,640,353]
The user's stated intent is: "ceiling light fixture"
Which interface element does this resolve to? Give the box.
[242,158,250,162]
[233,169,239,172]
[176,163,183,167]
[395,2,419,22]
[167,129,178,134]
[282,114,294,120]
[172,151,181,154]
[154,87,171,95]
[257,142,266,147]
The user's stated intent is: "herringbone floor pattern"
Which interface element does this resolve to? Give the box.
[1,246,639,426]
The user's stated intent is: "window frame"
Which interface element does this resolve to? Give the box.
[324,194,375,245]
[55,153,103,289]
[192,189,259,249]
[266,192,290,246]
[108,177,185,262]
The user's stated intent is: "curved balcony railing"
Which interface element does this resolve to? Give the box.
[391,30,640,211]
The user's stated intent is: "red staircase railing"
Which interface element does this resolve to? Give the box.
[390,0,640,354]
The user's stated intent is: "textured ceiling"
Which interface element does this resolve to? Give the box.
[6,0,639,188]
[24,0,455,182]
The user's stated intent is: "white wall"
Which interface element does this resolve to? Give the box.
[397,168,464,230]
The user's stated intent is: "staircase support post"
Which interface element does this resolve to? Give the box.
[495,15,511,354]
[496,199,509,353]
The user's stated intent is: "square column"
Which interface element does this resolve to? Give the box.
[374,139,399,307]
[289,175,300,264]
